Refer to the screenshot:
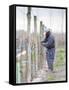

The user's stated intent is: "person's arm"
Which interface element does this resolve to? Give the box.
[41,37,46,43]
[41,42,48,47]
[45,36,55,48]
[41,36,55,48]
[41,37,47,47]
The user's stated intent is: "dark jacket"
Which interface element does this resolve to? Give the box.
[41,32,55,60]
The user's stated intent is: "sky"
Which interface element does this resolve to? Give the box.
[16,6,66,33]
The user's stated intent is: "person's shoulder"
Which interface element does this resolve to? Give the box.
[50,34,55,39]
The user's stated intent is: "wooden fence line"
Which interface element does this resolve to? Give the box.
[16,7,46,83]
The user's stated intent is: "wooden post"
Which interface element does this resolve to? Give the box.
[40,21,44,69]
[20,38,24,83]
[42,25,46,68]
[34,16,38,71]
[38,28,41,70]
[16,57,21,83]
[31,40,36,80]
[27,7,31,82]
[25,38,28,82]
[16,39,21,83]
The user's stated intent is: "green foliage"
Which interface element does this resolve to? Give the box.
[54,48,65,69]
[47,74,55,80]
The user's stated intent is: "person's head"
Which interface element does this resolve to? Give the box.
[44,27,51,38]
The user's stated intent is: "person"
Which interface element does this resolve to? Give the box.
[41,28,55,72]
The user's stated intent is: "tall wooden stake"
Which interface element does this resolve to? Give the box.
[40,21,44,69]
[34,16,38,71]
[27,7,31,82]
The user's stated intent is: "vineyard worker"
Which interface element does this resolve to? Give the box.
[41,27,55,72]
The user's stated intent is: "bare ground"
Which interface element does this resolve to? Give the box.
[32,63,66,82]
